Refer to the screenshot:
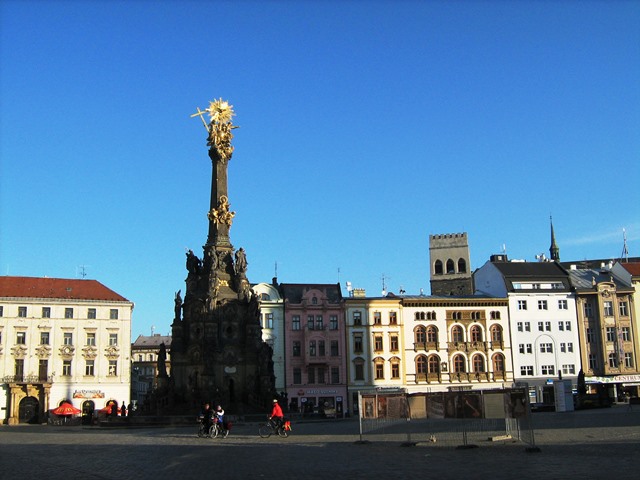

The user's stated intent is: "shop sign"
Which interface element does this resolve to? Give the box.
[73,390,105,399]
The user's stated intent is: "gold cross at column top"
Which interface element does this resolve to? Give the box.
[190,107,209,129]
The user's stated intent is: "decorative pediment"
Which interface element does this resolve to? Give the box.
[35,345,52,359]
[59,345,75,357]
[104,345,120,359]
[11,345,28,358]
[82,346,98,359]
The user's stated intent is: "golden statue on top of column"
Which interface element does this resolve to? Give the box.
[191,98,238,162]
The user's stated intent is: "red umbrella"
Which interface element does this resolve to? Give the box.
[51,402,81,416]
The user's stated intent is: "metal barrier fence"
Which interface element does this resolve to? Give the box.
[358,388,536,449]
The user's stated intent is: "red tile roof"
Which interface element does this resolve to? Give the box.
[0,276,130,302]
[619,262,640,276]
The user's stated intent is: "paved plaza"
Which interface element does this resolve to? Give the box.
[1,405,639,480]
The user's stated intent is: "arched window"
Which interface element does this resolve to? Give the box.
[389,357,401,379]
[490,310,501,320]
[452,311,462,320]
[312,297,318,305]
[453,354,466,373]
[416,355,428,374]
[492,353,505,373]
[446,259,455,274]
[415,326,426,344]
[434,260,443,275]
[426,326,438,343]
[472,354,485,373]
[470,325,482,342]
[426,311,437,320]
[458,258,467,273]
[428,355,440,374]
[452,325,464,343]
[490,325,503,342]
[260,293,271,301]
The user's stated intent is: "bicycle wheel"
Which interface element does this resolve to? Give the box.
[209,425,217,438]
[197,425,205,438]
[277,427,289,438]
[258,424,272,438]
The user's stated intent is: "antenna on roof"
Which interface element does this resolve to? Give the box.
[621,228,629,262]
[381,273,389,296]
[151,325,156,336]
[77,265,89,279]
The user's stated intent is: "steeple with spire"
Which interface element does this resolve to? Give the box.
[549,215,560,261]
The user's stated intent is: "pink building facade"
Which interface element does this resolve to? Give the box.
[280,283,347,417]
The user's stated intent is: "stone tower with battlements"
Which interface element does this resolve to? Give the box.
[429,232,474,296]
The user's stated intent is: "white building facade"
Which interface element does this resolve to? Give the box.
[0,276,133,424]
[252,281,285,391]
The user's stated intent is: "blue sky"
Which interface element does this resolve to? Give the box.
[1,1,639,339]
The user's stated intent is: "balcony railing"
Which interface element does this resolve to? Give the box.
[2,375,53,384]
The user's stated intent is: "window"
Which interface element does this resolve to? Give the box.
[318,340,325,356]
[330,340,339,356]
[416,355,427,374]
[374,360,384,379]
[470,326,482,342]
[584,302,593,317]
[373,312,382,325]
[18,306,27,317]
[40,331,49,345]
[428,356,440,374]
[471,311,481,320]
[453,355,466,373]
[109,333,118,346]
[562,364,576,375]
[39,359,48,380]
[108,360,118,376]
[586,328,595,343]
[517,322,523,332]
[389,311,397,325]
[265,313,274,329]
[414,326,426,344]
[558,321,564,331]
[525,322,531,332]
[518,300,527,310]
[472,354,485,373]
[452,326,464,343]
[567,343,573,353]
[331,367,340,384]
[62,360,72,376]
[0,306,3,316]
[374,335,383,352]
[309,341,317,356]
[540,343,553,353]
[353,334,363,353]
[109,309,118,320]
[492,354,505,373]
[519,344,525,354]
[603,301,613,316]
[317,367,326,384]
[490,311,501,320]
[329,315,338,330]
[64,308,73,319]
[426,311,437,320]
[434,260,443,275]
[260,293,271,301]
[312,297,318,305]
[560,343,566,353]
[85,360,95,376]
[545,321,551,332]
[354,360,365,381]
[558,300,568,310]
[292,341,301,357]
[624,353,634,368]
[42,307,51,318]
[86,332,96,346]
[608,353,618,368]
[292,315,300,330]
[521,366,533,376]
[606,327,616,342]
[316,315,323,330]
[588,354,597,370]
[307,315,314,330]
[16,331,26,344]
[426,326,438,343]
[390,335,399,351]
[541,365,555,375]
[88,308,96,319]
[526,344,532,353]
[538,300,548,310]
[293,368,302,384]
[452,311,462,320]
[619,302,629,316]
[353,311,362,326]
[308,368,315,384]
[63,332,73,345]
[391,361,400,379]
[622,327,631,342]
[446,259,455,273]
[458,258,467,273]
[15,359,25,378]
[538,322,544,332]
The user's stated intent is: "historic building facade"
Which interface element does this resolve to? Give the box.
[252,281,286,392]
[0,276,133,424]
[131,334,171,408]
[474,256,580,404]
[429,232,473,296]
[280,283,347,416]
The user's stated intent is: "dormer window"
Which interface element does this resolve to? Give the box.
[312,297,318,305]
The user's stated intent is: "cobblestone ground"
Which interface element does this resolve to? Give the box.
[1,405,639,480]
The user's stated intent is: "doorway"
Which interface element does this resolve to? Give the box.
[19,396,40,424]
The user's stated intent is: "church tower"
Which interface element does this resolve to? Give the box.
[429,232,473,296]
[549,216,560,261]
[168,100,274,412]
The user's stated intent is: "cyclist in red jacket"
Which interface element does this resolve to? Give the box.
[269,399,284,429]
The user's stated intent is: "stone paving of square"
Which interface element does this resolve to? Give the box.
[1,405,639,480]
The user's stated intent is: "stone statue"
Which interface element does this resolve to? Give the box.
[157,342,168,378]
[186,250,201,274]
[235,247,247,274]
[174,290,182,320]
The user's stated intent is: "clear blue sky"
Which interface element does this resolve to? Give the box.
[1,1,638,339]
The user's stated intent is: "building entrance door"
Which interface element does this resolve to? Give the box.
[19,396,40,424]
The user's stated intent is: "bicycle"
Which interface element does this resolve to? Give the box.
[212,419,230,438]
[258,417,290,438]
[197,420,215,438]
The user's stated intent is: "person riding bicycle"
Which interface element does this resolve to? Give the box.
[214,405,225,430]
[199,403,214,432]
[269,399,284,430]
